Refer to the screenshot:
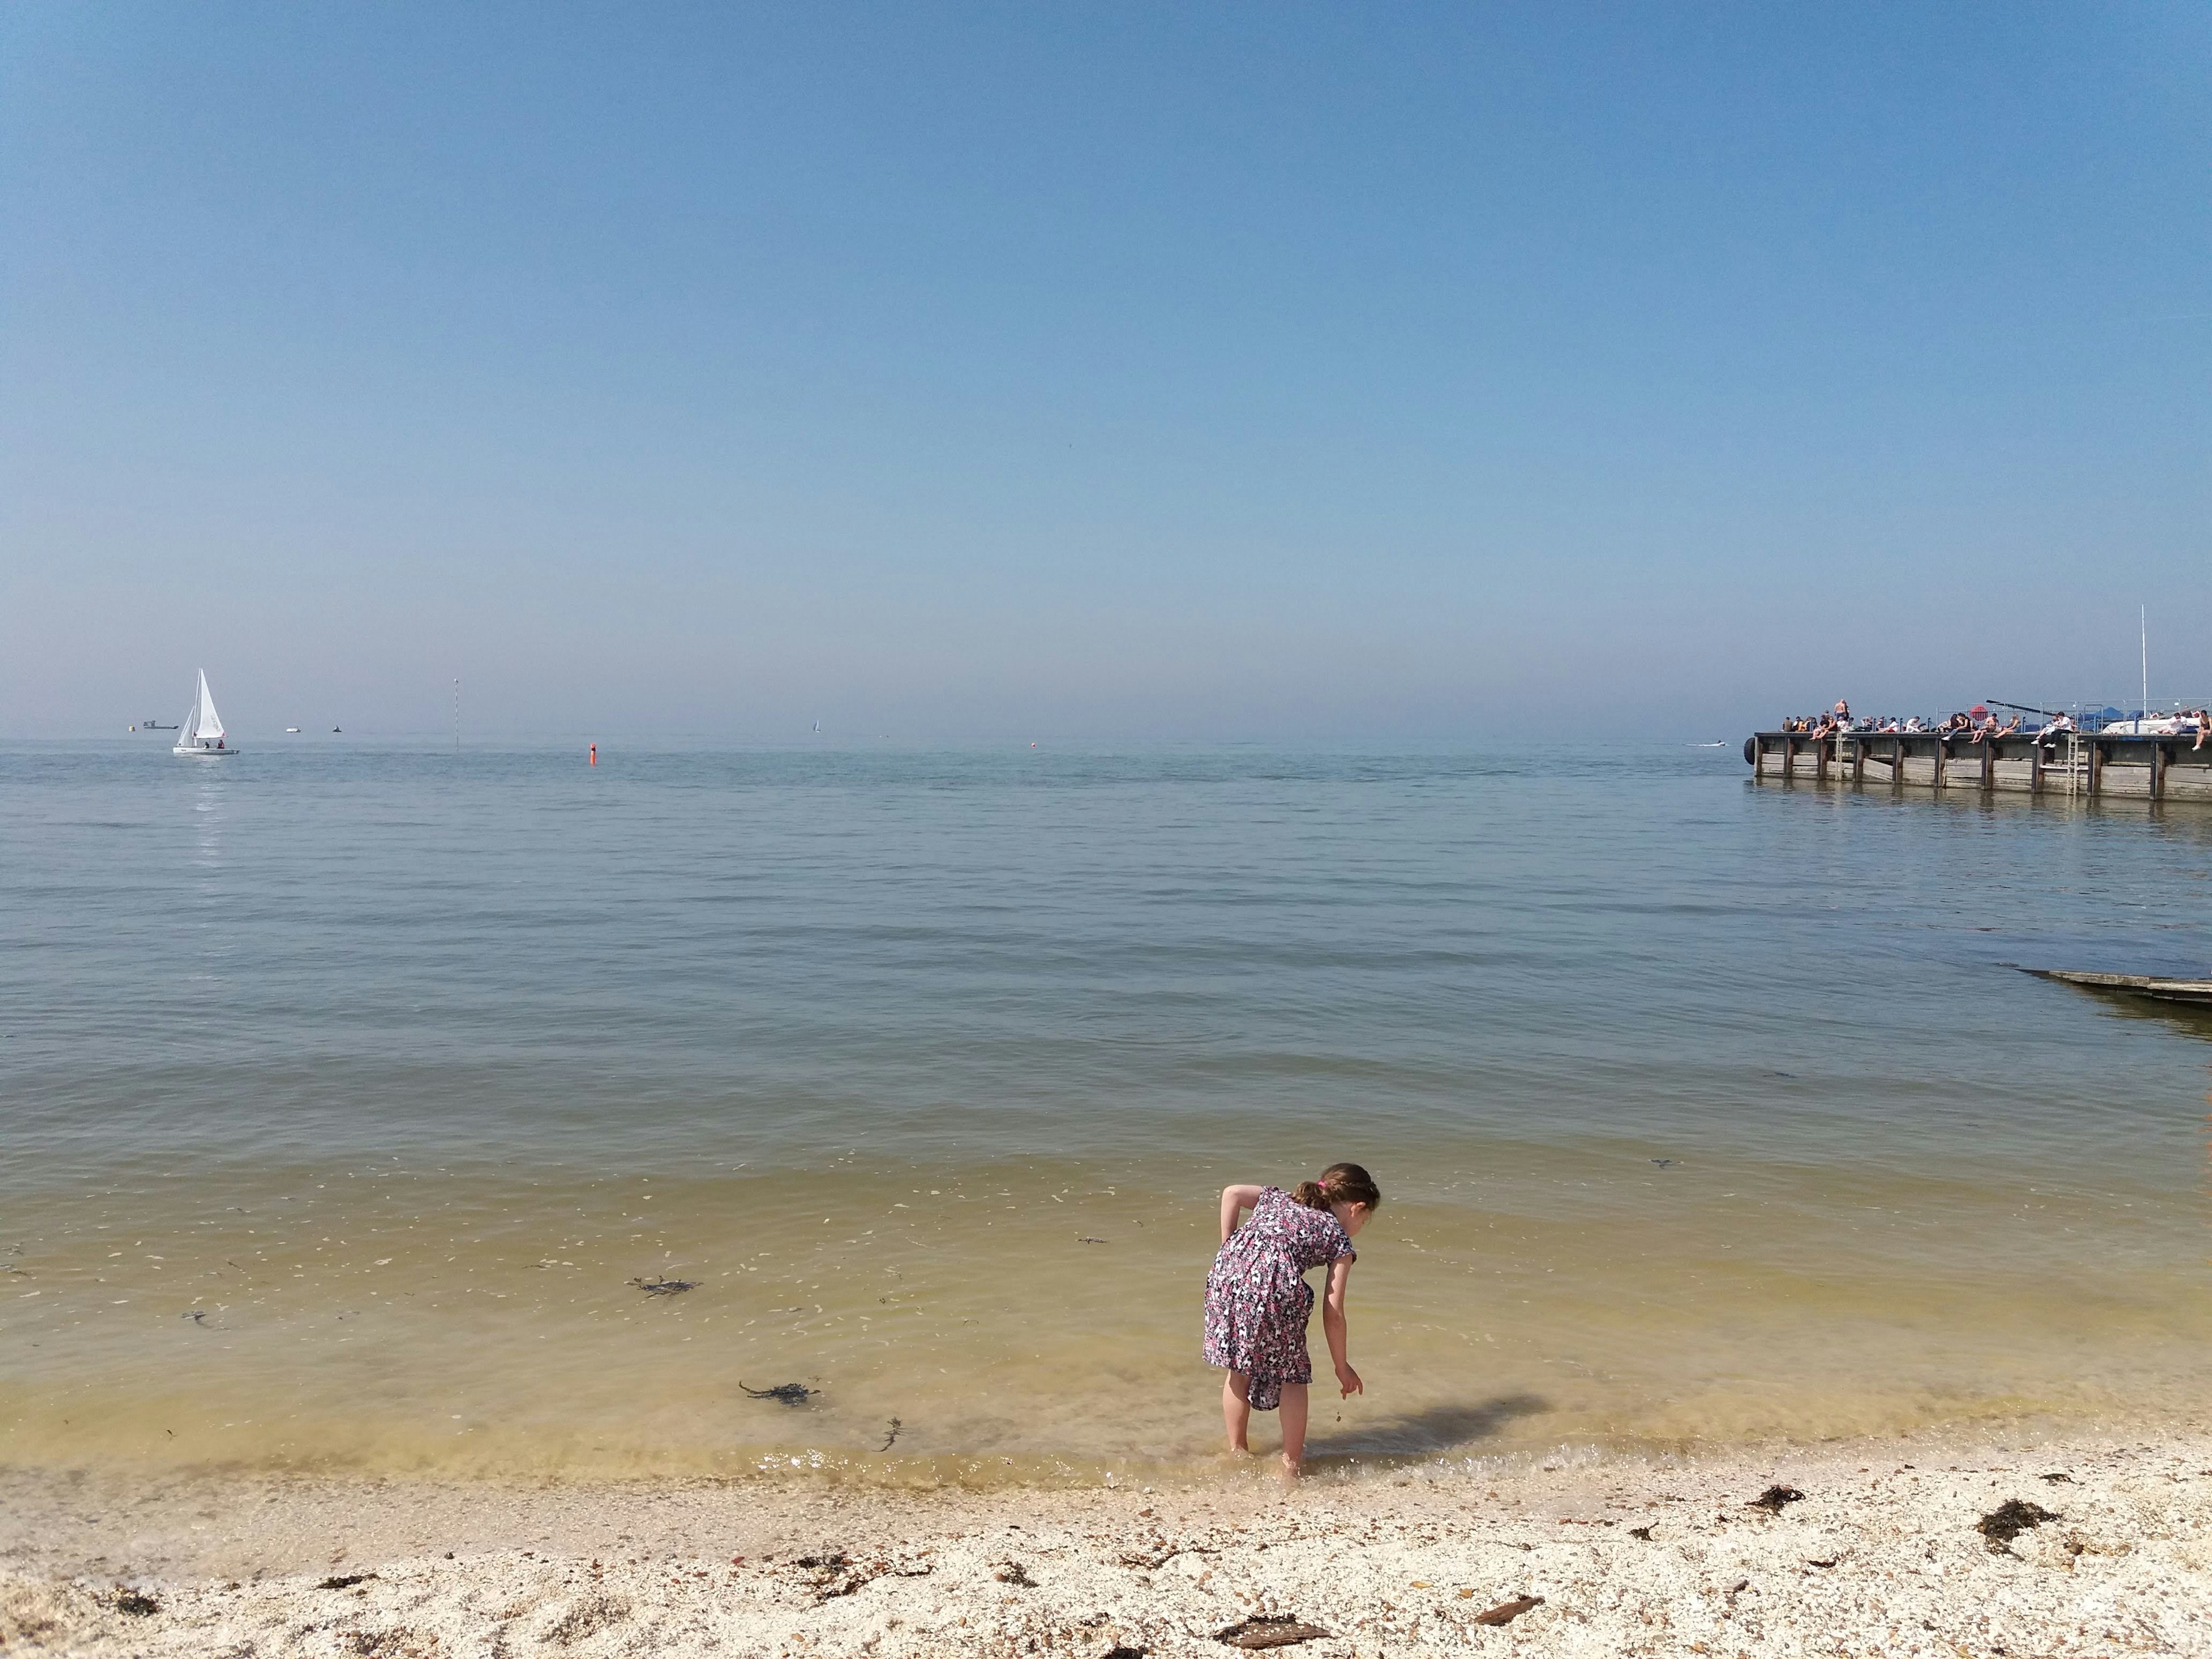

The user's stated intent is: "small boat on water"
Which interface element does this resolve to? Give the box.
[173,670,240,758]
[2025,969,2212,1007]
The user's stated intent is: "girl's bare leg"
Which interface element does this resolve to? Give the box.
[1222,1372,1252,1454]
[1277,1382,1309,1479]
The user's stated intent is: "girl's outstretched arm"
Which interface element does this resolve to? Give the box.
[1218,1184,1266,1244]
[1323,1257,1361,1396]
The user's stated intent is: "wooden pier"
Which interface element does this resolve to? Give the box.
[2025,969,2212,1006]
[1745,730,2212,801]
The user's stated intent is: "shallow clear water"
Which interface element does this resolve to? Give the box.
[3,738,2209,1481]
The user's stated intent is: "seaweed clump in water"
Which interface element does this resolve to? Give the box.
[740,1380,817,1405]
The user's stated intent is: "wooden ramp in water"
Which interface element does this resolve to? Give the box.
[2024,969,2212,1006]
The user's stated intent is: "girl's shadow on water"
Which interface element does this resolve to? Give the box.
[1306,1392,1548,1459]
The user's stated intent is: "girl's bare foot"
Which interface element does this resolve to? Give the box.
[1278,1456,1303,1483]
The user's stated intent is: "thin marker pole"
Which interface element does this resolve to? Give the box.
[454,677,461,754]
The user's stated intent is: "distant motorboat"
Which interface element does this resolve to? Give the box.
[173,670,240,758]
[285,726,301,733]
[332,726,342,734]
[140,720,178,730]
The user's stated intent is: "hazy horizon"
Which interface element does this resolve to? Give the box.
[7,4,2209,741]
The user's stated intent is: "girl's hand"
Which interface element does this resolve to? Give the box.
[1335,1363,1363,1398]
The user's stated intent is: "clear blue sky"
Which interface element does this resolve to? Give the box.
[5,3,2207,738]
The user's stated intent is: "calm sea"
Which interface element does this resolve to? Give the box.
[3,738,2208,1483]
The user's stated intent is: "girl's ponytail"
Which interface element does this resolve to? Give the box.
[1291,1163,1381,1212]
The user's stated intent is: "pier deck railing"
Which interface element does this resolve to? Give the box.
[1747,729,2212,801]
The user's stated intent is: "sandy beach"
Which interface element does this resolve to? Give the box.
[6,1425,2209,1656]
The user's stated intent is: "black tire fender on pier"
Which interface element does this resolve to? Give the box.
[1743,736,1757,766]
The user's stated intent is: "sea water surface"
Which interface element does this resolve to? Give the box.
[3,738,2209,1482]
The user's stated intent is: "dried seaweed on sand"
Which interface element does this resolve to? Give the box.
[1979,1499,2061,1553]
[1214,1613,1330,1648]
[1472,1595,1543,1626]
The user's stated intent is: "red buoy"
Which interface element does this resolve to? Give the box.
[589,743,597,766]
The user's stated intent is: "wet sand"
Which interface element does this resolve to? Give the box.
[6,1425,2209,1656]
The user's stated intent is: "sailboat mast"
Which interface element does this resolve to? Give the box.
[2141,605,2149,719]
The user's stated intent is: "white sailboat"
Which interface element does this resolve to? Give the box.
[173,669,240,757]
[2097,606,2200,735]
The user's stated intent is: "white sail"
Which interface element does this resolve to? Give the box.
[195,671,225,742]
[175,669,238,755]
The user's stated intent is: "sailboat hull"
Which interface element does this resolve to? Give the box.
[172,744,240,757]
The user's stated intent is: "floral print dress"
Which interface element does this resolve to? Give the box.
[1202,1186,1356,1411]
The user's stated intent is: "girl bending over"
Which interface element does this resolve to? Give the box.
[1203,1163,1380,1478]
